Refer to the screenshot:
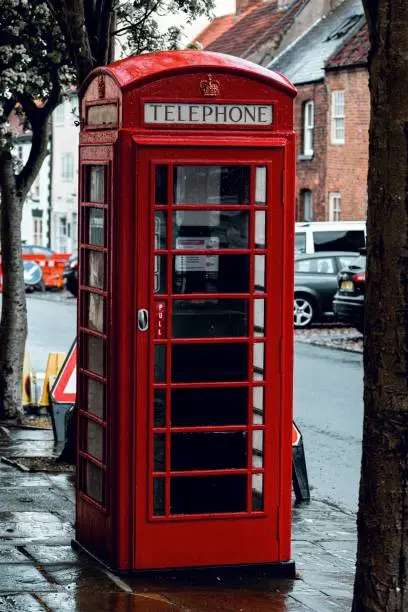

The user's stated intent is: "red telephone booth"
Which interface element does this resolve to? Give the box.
[76,51,296,574]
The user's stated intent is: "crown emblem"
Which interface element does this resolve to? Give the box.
[200,74,221,97]
[98,75,105,99]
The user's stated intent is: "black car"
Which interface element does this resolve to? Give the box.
[333,253,366,333]
[294,251,360,328]
[63,254,78,297]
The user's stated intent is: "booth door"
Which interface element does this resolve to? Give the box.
[135,147,285,569]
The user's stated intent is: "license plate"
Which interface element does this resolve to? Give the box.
[341,280,354,291]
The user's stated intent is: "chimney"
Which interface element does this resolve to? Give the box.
[236,0,260,15]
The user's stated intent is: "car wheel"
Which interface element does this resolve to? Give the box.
[294,295,315,328]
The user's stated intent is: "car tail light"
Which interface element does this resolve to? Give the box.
[353,272,366,283]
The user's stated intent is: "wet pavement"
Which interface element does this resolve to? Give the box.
[0,426,356,611]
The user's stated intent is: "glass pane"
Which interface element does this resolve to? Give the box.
[255,167,267,204]
[173,211,248,249]
[154,434,165,471]
[154,345,166,382]
[86,334,105,376]
[87,166,105,203]
[154,389,166,427]
[254,299,265,337]
[252,473,264,511]
[86,377,104,418]
[253,386,264,425]
[171,432,247,471]
[254,255,265,293]
[252,430,263,468]
[253,343,264,381]
[154,256,167,294]
[173,254,250,294]
[174,166,249,204]
[172,387,248,427]
[85,462,104,505]
[155,212,167,249]
[172,299,248,338]
[87,251,104,289]
[86,420,103,461]
[88,208,104,246]
[155,165,168,205]
[170,475,247,515]
[255,211,266,247]
[172,343,248,383]
[87,293,104,333]
[153,478,165,516]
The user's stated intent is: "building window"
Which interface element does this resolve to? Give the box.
[54,104,65,125]
[301,190,313,221]
[331,91,345,144]
[329,192,341,221]
[33,217,43,246]
[303,101,314,156]
[57,216,68,252]
[61,153,74,181]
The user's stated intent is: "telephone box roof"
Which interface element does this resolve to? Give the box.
[83,50,296,97]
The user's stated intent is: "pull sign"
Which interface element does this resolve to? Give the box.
[138,309,149,332]
[155,302,166,338]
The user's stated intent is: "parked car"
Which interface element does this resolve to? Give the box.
[333,252,366,333]
[21,245,54,257]
[63,254,78,297]
[294,251,360,328]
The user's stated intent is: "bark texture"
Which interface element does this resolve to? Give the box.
[0,154,26,421]
[47,0,115,83]
[353,3,408,611]
[0,99,57,420]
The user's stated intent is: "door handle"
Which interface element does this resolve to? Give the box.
[138,309,149,332]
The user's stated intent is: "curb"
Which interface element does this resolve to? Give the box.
[0,456,30,472]
[295,337,363,354]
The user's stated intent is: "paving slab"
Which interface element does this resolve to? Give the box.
[0,594,45,611]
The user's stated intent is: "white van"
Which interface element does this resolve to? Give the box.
[295,221,366,255]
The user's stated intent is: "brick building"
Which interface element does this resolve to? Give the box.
[195,0,370,222]
[324,24,370,220]
[270,0,368,221]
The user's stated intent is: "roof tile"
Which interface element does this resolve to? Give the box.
[325,22,369,69]
[192,14,236,48]
[206,0,304,60]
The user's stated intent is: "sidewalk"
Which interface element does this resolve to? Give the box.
[0,426,356,611]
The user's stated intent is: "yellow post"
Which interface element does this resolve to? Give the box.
[40,352,66,408]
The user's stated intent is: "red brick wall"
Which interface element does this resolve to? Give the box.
[295,82,328,221]
[325,68,369,220]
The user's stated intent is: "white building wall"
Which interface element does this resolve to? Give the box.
[16,137,51,248]
[51,94,80,254]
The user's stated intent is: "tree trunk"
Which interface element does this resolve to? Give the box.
[0,152,27,421]
[353,3,408,610]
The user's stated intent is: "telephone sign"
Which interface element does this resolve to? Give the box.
[75,51,296,575]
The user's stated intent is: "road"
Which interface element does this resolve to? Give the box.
[294,342,363,513]
[22,293,363,514]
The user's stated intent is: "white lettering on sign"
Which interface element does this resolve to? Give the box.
[144,103,273,126]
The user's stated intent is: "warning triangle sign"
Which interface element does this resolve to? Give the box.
[51,340,77,404]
